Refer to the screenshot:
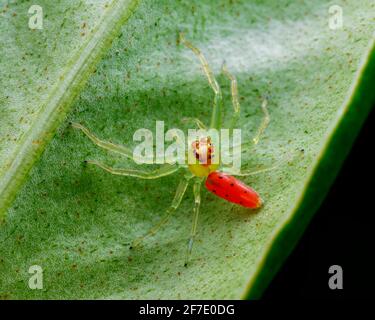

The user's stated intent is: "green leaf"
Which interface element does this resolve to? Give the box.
[0,0,139,219]
[0,0,374,299]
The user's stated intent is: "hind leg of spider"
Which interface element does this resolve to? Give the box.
[72,122,135,160]
[221,63,240,131]
[220,165,278,177]
[179,33,222,129]
[220,149,298,177]
[130,174,192,249]
[86,160,179,179]
[184,178,202,267]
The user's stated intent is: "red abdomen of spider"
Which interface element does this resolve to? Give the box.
[205,172,263,209]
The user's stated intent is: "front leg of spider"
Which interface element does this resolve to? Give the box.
[184,178,203,267]
[130,174,192,249]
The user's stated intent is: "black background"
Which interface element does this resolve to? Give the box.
[263,107,374,299]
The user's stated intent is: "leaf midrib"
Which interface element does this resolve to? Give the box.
[0,0,140,219]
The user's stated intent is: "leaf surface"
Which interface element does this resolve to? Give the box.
[0,0,374,299]
[0,0,139,218]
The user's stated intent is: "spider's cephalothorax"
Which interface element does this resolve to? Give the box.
[72,33,271,266]
[193,136,214,164]
[188,136,219,178]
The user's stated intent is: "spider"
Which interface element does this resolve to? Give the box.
[72,33,271,266]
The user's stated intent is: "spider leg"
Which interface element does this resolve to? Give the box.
[72,122,134,160]
[220,165,278,177]
[181,117,207,130]
[228,98,270,156]
[86,160,179,179]
[221,63,240,131]
[179,33,222,130]
[184,178,202,267]
[130,174,192,248]
[252,98,270,145]
[221,150,298,177]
